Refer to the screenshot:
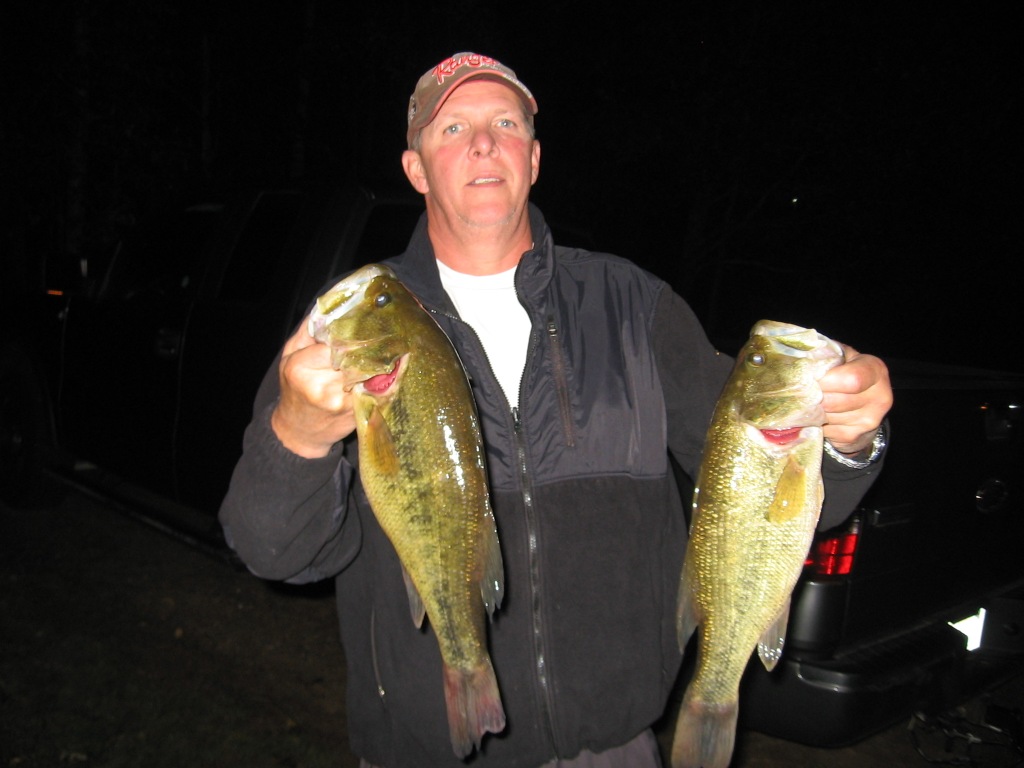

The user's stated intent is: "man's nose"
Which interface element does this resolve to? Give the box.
[470,128,498,157]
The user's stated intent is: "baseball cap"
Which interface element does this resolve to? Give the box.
[406,52,538,147]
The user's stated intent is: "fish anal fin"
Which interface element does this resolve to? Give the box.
[479,509,505,617]
[401,565,426,629]
[443,658,506,758]
[756,597,791,672]
[766,453,811,523]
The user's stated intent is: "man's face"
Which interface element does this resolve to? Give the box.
[402,78,540,233]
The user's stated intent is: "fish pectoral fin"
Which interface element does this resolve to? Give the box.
[366,405,401,476]
[756,598,791,671]
[401,566,427,629]
[766,453,811,523]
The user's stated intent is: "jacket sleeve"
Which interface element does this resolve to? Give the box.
[218,353,362,583]
[652,287,733,481]
[651,286,886,532]
[818,425,887,530]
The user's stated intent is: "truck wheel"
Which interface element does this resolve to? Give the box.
[0,353,66,509]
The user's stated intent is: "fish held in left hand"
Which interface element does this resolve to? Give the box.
[671,320,845,768]
[309,263,506,758]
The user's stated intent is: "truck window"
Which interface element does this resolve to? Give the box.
[106,203,225,300]
[217,192,304,303]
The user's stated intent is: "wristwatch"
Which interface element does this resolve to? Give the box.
[823,424,887,469]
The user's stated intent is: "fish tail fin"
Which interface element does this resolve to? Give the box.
[443,658,506,758]
[670,695,739,768]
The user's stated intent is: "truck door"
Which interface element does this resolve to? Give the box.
[55,204,224,496]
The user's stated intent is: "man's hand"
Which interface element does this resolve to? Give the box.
[820,345,893,456]
[270,323,357,458]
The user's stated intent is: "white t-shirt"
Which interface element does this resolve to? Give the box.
[436,260,531,407]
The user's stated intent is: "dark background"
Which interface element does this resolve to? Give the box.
[4,1,1021,369]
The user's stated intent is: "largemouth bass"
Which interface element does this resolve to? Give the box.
[671,320,845,768]
[308,264,506,758]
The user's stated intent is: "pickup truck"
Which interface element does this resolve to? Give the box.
[1,183,425,545]
[2,182,1022,748]
[733,356,1024,744]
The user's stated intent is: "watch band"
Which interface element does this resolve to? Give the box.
[823,425,887,469]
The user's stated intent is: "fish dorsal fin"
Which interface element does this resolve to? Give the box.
[402,565,427,629]
[766,452,811,523]
[366,405,400,476]
[757,597,791,671]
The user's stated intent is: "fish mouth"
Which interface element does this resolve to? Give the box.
[754,321,846,368]
[745,383,827,433]
[308,264,392,337]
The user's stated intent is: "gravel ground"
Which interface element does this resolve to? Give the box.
[2,490,1021,768]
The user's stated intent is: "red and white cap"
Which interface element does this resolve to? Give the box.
[406,52,538,147]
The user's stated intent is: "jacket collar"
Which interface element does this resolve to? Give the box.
[388,202,555,315]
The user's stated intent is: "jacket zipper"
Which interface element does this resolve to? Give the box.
[432,300,563,748]
[546,317,576,447]
[511,405,558,750]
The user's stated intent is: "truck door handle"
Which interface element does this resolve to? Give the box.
[156,327,182,358]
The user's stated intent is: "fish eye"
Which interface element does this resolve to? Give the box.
[374,292,391,308]
[748,352,766,366]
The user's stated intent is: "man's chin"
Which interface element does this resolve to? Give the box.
[460,205,522,230]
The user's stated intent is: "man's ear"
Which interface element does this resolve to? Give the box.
[402,149,430,194]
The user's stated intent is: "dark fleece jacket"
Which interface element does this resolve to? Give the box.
[218,204,883,768]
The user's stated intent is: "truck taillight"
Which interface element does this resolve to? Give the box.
[805,528,860,576]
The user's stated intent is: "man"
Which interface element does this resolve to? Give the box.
[219,52,892,768]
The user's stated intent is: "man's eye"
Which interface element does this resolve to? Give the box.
[496,118,514,129]
[444,124,462,135]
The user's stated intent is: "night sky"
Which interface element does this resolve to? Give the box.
[4,2,1021,370]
